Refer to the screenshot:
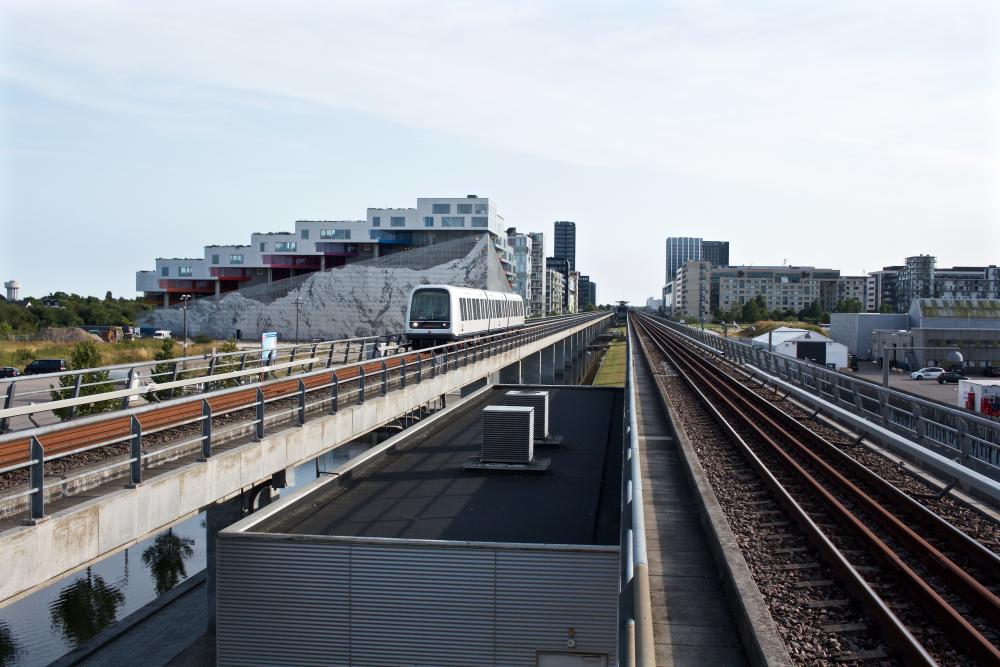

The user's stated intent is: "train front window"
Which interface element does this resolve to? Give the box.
[411,289,450,321]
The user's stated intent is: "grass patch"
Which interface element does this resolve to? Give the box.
[593,339,627,387]
[0,339,224,369]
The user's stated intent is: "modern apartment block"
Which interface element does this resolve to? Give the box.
[712,266,840,315]
[865,256,999,313]
[528,232,547,318]
[136,196,514,306]
[835,276,867,307]
[546,256,572,314]
[506,228,533,305]
[567,271,580,315]
[673,261,712,320]
[553,221,577,271]
[545,268,565,315]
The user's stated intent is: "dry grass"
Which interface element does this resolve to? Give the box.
[0,339,222,369]
[735,320,824,338]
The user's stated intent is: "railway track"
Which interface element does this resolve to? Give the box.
[631,312,1000,666]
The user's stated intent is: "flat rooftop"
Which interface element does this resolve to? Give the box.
[256,386,624,546]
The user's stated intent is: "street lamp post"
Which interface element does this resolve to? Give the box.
[293,296,303,343]
[180,294,192,357]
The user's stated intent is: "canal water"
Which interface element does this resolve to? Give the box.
[0,444,368,667]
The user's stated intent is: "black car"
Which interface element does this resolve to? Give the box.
[937,370,967,384]
[24,359,67,375]
[985,365,1000,378]
[0,367,20,379]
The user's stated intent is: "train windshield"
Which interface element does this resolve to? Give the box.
[411,289,450,321]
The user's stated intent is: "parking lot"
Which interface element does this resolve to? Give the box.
[849,362,969,407]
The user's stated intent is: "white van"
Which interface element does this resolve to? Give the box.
[152,330,172,340]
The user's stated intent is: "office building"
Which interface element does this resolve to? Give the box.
[665,237,702,285]
[553,221,576,271]
[700,241,730,268]
[546,256,572,314]
[714,266,840,315]
[579,275,596,309]
[136,195,515,306]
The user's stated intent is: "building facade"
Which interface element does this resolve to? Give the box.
[864,257,999,313]
[715,266,840,315]
[136,196,515,306]
[553,221,576,271]
[578,275,596,309]
[528,232,547,318]
[506,229,533,305]
[700,241,730,268]
[673,260,712,320]
[665,237,702,285]
[545,269,565,315]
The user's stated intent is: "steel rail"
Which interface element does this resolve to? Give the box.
[642,320,1000,633]
[633,313,1000,665]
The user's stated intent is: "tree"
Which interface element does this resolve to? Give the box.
[49,568,124,647]
[145,338,178,402]
[833,298,862,313]
[797,299,828,323]
[104,291,113,302]
[142,529,195,595]
[740,295,767,324]
[51,341,117,419]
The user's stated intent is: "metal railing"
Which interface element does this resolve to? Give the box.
[655,317,1000,479]
[0,335,392,432]
[619,321,655,666]
[1,313,609,522]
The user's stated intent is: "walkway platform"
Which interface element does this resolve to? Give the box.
[632,345,748,665]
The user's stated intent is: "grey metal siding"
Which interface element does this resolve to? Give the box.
[349,544,496,666]
[217,540,350,667]
[495,550,619,666]
[217,536,618,667]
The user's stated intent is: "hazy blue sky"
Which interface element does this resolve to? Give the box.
[2,1,998,303]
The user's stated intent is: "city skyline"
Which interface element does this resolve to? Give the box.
[2,1,999,303]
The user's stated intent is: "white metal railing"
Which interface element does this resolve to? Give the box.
[653,316,1000,480]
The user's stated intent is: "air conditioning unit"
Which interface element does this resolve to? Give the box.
[481,406,533,463]
[465,405,550,473]
[504,390,549,440]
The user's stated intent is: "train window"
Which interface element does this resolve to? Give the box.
[411,289,450,321]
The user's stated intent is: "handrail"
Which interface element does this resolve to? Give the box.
[621,318,656,666]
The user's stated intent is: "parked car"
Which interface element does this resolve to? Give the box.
[24,359,67,375]
[910,367,944,380]
[937,370,967,384]
[985,365,1000,378]
[152,330,172,340]
[0,367,20,379]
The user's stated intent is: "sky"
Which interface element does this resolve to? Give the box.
[1,0,999,304]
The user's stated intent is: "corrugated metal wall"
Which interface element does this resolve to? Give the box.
[218,536,618,667]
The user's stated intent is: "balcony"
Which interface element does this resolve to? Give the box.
[158,279,216,294]
[210,267,252,280]
[262,254,322,269]
[314,242,360,257]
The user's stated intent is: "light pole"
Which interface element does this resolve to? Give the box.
[293,296,303,343]
[180,294,192,356]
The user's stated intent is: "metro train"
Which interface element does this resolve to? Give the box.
[405,285,526,347]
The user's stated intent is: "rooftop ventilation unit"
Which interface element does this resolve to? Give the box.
[504,390,549,440]
[465,405,550,473]
[481,405,534,464]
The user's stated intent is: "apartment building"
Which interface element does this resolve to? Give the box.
[506,229,533,305]
[714,266,841,314]
[836,276,868,307]
[136,196,514,306]
[673,261,712,320]
[567,271,580,315]
[528,232,547,318]
[546,256,573,314]
[546,269,565,315]
[865,256,999,313]
[579,275,597,309]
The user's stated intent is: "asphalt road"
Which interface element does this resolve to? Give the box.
[848,363,968,407]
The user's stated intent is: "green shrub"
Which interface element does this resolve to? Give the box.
[51,341,117,419]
